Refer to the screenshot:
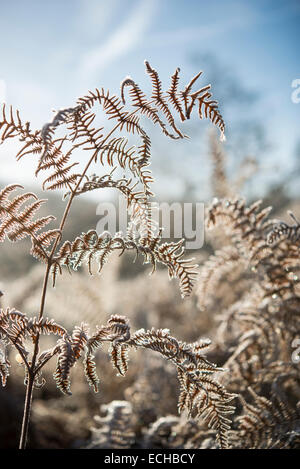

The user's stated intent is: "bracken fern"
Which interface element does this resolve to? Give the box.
[0,62,235,449]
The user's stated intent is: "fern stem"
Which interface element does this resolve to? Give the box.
[19,371,34,449]
[18,262,51,449]
[38,262,52,321]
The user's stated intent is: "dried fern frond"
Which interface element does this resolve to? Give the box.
[97,137,154,195]
[53,337,76,395]
[41,106,82,158]
[200,196,300,434]
[2,310,234,449]
[205,198,300,300]
[120,76,177,139]
[207,198,273,254]
[155,239,199,298]
[34,135,84,195]
[80,315,236,448]
[0,309,67,353]
[0,184,60,262]
[2,62,226,201]
[0,303,236,449]
[0,338,10,386]
[219,307,286,389]
[166,67,186,122]
[144,61,186,139]
[0,104,42,159]
[0,62,228,449]
[50,61,225,184]
[231,387,300,449]
[67,109,104,152]
[181,71,225,140]
[196,245,243,311]
[51,230,197,298]
[268,211,300,245]
[128,324,236,449]
[86,400,135,449]
[73,172,156,241]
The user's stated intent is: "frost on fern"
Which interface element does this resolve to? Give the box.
[0,310,236,449]
[0,184,60,262]
[196,197,300,447]
[0,61,226,300]
[0,61,230,449]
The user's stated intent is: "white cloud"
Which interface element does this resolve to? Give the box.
[78,0,122,38]
[148,1,261,48]
[80,0,157,77]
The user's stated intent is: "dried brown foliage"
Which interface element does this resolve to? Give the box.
[196,197,300,448]
[0,62,235,449]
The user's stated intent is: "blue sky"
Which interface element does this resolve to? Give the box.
[0,0,299,199]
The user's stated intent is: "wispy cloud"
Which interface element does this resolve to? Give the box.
[80,0,157,77]
[78,0,122,39]
[148,1,261,48]
[147,0,300,50]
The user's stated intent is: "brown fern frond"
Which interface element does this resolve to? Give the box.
[121,76,180,139]
[268,211,300,245]
[207,199,300,301]
[197,392,236,449]
[197,245,243,311]
[181,70,203,115]
[232,387,300,448]
[68,110,104,151]
[0,308,30,363]
[144,61,185,139]
[127,323,235,449]
[41,106,82,158]
[166,67,186,121]
[0,62,231,450]
[220,308,283,388]
[42,163,80,191]
[71,323,89,360]
[109,343,130,376]
[74,87,152,162]
[99,137,135,168]
[77,88,127,122]
[31,317,68,339]
[137,133,151,167]
[52,229,197,298]
[0,312,68,351]
[0,339,10,386]
[198,93,225,140]
[206,198,273,266]
[120,77,159,120]
[0,306,236,448]
[0,307,28,328]
[83,352,99,392]
[0,104,41,150]
[0,184,59,262]
[35,139,82,193]
[51,230,126,283]
[53,338,76,395]
[87,400,135,449]
[98,137,154,194]
[155,239,199,298]
[79,315,236,448]
[180,71,225,140]
[76,173,157,243]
